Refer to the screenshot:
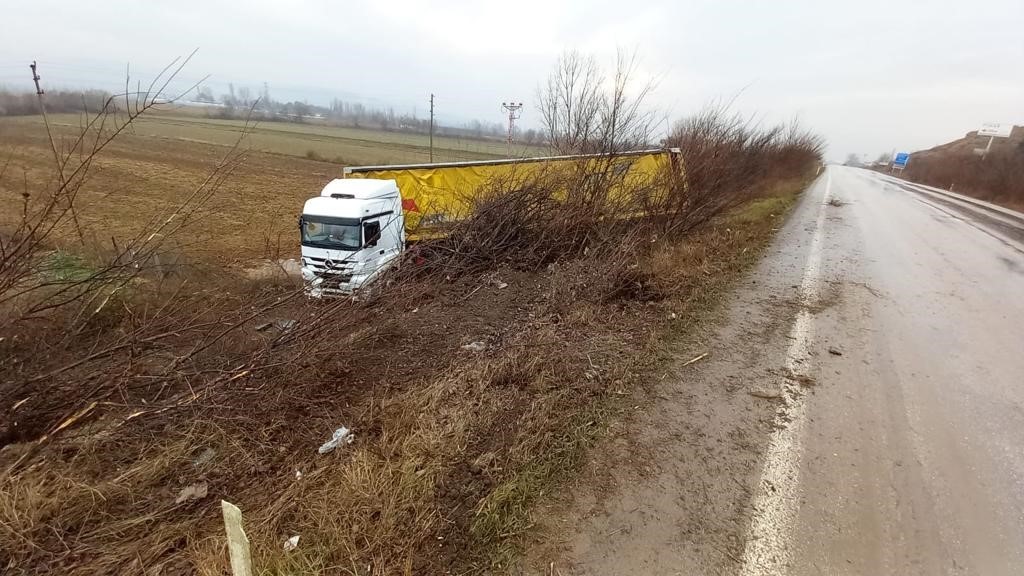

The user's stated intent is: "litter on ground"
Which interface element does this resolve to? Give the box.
[318,427,355,454]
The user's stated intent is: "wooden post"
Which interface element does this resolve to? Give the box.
[221,500,253,576]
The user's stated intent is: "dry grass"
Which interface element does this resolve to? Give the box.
[2,110,540,172]
[0,116,339,264]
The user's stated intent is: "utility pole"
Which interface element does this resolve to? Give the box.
[30,61,44,95]
[982,135,995,161]
[30,60,85,243]
[429,93,435,163]
[502,101,523,157]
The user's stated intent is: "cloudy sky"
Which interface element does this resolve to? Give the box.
[2,0,1022,160]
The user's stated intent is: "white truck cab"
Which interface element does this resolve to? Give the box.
[299,179,405,296]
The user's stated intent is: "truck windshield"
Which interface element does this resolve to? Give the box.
[301,216,361,250]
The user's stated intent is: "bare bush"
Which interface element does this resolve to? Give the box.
[662,104,824,234]
[0,57,473,574]
[0,54,244,336]
[402,104,824,289]
[408,99,823,284]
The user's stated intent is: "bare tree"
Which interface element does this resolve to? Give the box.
[597,50,658,152]
[537,49,657,155]
[538,51,602,154]
[292,101,311,121]
[194,85,215,103]
[237,86,252,107]
[260,82,272,110]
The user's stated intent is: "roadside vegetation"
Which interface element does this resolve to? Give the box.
[0,52,822,575]
[903,126,1024,211]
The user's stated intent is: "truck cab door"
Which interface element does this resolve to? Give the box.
[364,216,399,256]
[362,220,382,257]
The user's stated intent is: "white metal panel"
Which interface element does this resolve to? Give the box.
[978,123,1012,138]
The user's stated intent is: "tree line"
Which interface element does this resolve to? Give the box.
[0,82,541,144]
[196,83,534,142]
[0,88,111,116]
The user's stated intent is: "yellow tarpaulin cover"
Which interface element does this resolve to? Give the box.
[345,149,681,239]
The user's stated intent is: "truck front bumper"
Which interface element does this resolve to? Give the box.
[302,266,369,298]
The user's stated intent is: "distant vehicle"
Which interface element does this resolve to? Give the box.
[299,149,682,296]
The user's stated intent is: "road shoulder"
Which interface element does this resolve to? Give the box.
[523,176,830,575]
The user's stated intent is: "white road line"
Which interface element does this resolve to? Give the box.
[738,170,831,575]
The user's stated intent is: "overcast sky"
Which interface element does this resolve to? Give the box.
[2,0,1022,160]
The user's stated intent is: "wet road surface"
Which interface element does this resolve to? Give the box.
[536,167,1024,575]
[782,167,1024,575]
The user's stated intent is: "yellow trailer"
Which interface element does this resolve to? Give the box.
[343,148,682,239]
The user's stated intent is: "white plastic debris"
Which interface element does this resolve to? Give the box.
[318,427,354,454]
[283,535,300,551]
[461,341,487,352]
[175,481,208,504]
[295,469,303,481]
[497,282,508,289]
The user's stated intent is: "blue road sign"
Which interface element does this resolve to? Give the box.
[893,152,910,168]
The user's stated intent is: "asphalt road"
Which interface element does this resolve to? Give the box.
[780,167,1024,575]
[539,167,1024,575]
